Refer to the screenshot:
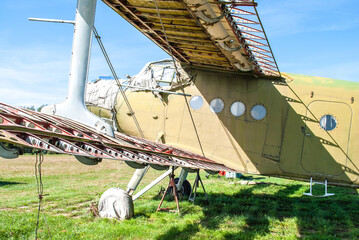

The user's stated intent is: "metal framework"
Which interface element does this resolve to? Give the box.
[0,103,235,172]
[303,177,335,197]
[102,0,281,79]
[225,1,281,76]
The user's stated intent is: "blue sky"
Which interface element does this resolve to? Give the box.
[0,0,358,107]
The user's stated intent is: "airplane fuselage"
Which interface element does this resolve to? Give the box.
[98,65,359,188]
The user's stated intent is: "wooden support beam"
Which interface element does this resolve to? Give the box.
[152,26,208,38]
[176,46,222,54]
[186,57,231,67]
[183,51,227,61]
[138,12,194,21]
[150,22,202,31]
[126,6,188,15]
[165,35,212,43]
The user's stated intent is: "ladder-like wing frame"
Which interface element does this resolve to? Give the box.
[0,103,235,172]
[102,0,281,79]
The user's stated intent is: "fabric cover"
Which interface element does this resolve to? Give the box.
[128,59,191,91]
[85,79,122,110]
[98,188,134,220]
[85,59,192,110]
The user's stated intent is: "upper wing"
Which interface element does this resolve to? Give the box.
[103,0,281,78]
[0,103,235,172]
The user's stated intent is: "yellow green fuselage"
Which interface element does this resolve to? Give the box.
[91,66,359,188]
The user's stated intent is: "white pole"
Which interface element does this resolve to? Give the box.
[132,168,173,201]
[67,0,96,104]
[52,0,114,137]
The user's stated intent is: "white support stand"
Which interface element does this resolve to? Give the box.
[189,170,208,202]
[132,168,173,201]
[303,177,335,197]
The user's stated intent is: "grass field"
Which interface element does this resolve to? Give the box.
[1,155,359,240]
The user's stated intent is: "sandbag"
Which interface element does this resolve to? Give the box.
[98,188,134,220]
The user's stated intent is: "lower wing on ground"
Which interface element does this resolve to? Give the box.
[0,103,234,172]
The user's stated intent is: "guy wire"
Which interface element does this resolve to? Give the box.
[153,0,206,157]
[35,152,52,240]
[93,27,145,138]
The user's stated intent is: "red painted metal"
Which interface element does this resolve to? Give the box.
[232,16,259,24]
[156,168,180,213]
[228,7,255,15]
[0,103,235,172]
[219,1,281,77]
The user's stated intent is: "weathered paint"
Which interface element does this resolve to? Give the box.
[93,66,359,187]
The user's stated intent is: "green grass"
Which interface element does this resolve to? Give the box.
[1,155,358,239]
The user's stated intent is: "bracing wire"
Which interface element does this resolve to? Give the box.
[35,152,52,240]
[153,0,206,157]
[93,27,145,138]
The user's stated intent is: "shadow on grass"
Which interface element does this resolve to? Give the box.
[0,181,24,187]
[155,223,199,240]
[156,183,359,239]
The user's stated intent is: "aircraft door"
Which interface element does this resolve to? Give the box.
[301,100,352,176]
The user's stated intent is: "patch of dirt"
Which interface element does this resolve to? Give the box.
[0,207,13,211]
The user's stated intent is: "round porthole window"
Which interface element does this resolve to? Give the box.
[190,95,203,110]
[230,101,246,117]
[319,115,337,131]
[210,98,224,113]
[251,105,266,120]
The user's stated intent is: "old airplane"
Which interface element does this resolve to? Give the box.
[0,0,358,214]
[84,0,359,192]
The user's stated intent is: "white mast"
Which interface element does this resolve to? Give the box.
[44,0,114,137]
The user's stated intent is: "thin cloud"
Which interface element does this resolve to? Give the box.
[259,0,359,36]
[0,46,70,106]
[1,0,358,108]
[0,87,67,107]
[308,61,359,82]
